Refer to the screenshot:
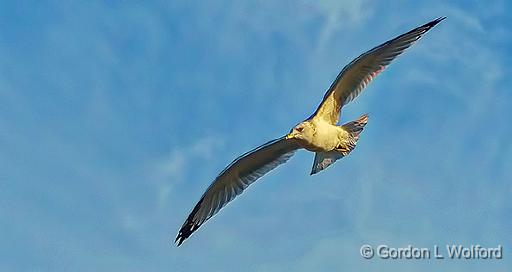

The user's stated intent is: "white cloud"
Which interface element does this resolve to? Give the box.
[151,136,225,208]
[308,0,373,51]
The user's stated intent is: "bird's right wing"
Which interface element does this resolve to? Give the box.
[175,136,301,246]
[310,151,346,175]
[310,17,445,124]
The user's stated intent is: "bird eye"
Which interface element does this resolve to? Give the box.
[296,127,304,132]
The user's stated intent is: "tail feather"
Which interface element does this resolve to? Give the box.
[342,113,369,140]
[339,113,369,155]
[310,114,369,175]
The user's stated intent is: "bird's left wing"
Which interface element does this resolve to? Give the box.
[310,17,445,124]
[175,136,300,246]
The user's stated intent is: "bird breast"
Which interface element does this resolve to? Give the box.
[301,119,348,152]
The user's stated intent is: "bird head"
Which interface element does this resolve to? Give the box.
[286,121,313,141]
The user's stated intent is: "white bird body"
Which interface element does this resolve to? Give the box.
[175,17,445,246]
[289,118,351,152]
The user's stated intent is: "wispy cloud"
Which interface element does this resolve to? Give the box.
[151,136,225,209]
[309,0,373,51]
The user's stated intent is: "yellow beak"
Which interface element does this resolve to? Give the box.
[286,133,294,140]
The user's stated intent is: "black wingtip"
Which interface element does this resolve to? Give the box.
[426,16,446,28]
[174,231,186,247]
[175,201,206,247]
[175,225,194,247]
[174,197,206,247]
[174,235,183,247]
[174,220,199,247]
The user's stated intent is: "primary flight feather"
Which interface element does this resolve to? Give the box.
[175,17,445,246]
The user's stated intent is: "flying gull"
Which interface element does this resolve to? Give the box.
[175,17,445,246]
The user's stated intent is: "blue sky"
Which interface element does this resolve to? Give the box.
[1,1,511,271]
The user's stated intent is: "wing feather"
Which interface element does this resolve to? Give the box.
[175,137,300,246]
[311,17,445,124]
